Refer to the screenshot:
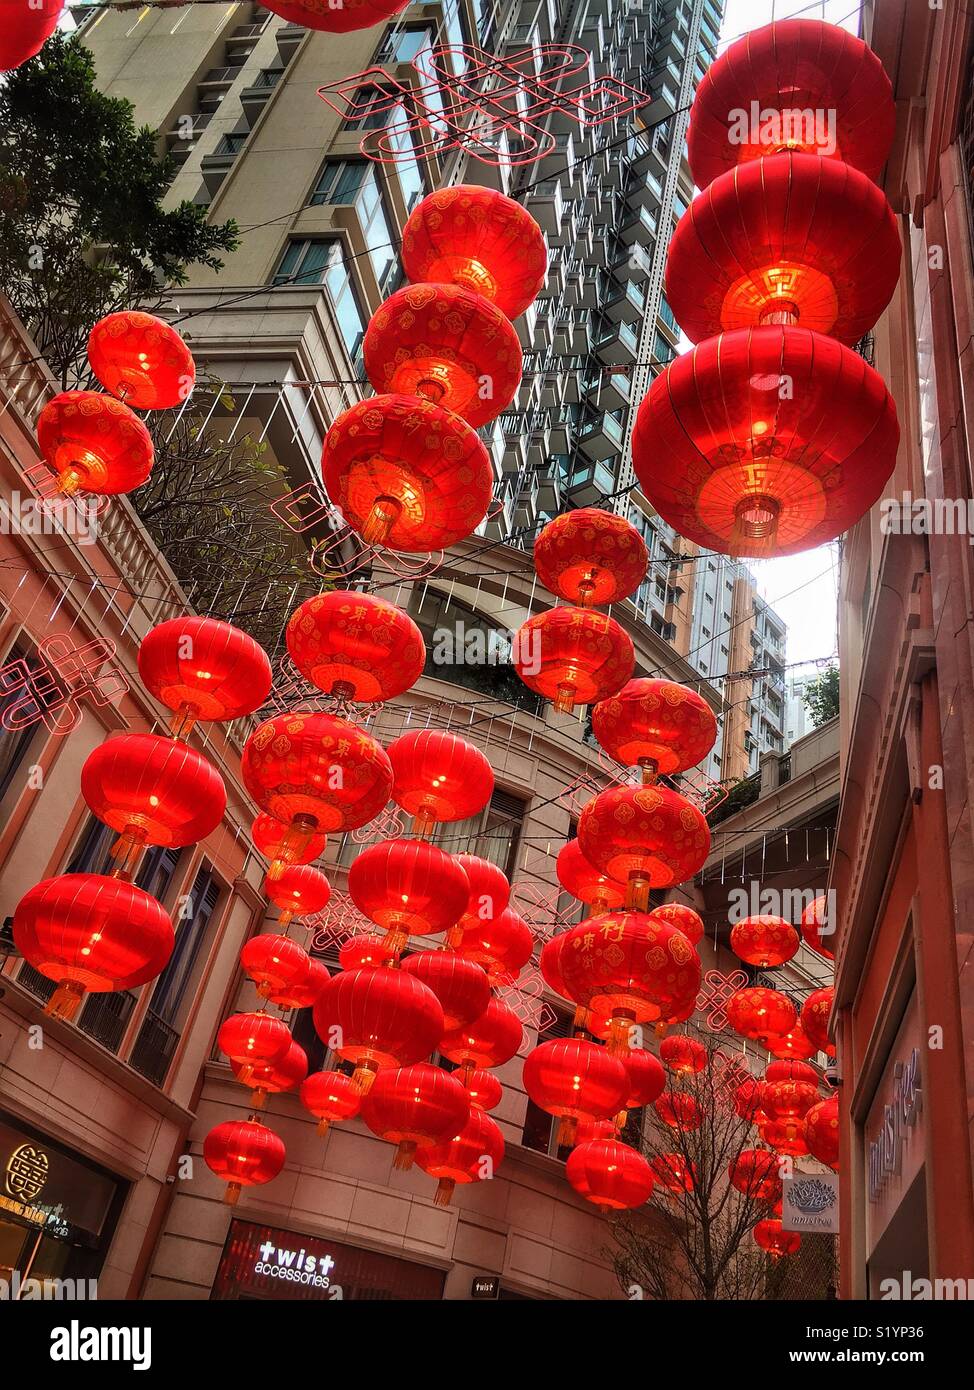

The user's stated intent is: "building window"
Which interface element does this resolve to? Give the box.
[0,642,46,813]
[271,239,367,364]
[343,84,398,130]
[378,25,435,63]
[308,160,397,291]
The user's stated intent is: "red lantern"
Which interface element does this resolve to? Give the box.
[762,1059,820,1119]
[312,966,444,1091]
[0,2,62,73]
[364,283,522,428]
[217,1011,291,1084]
[241,711,393,854]
[735,1077,764,1121]
[687,19,895,189]
[282,956,330,1011]
[726,987,797,1043]
[804,1094,840,1168]
[439,997,523,1078]
[651,902,705,947]
[652,1152,696,1195]
[231,1040,308,1109]
[577,785,711,906]
[730,914,800,968]
[556,840,626,917]
[533,509,648,607]
[323,393,493,552]
[87,311,195,409]
[339,934,398,972]
[37,390,153,496]
[463,1068,504,1112]
[300,1069,362,1136]
[139,616,272,738]
[204,1119,286,1205]
[285,591,425,703]
[348,840,470,954]
[401,186,547,319]
[387,730,494,836]
[754,1217,801,1258]
[361,1063,471,1169]
[767,1025,817,1061]
[252,814,327,882]
[632,326,900,559]
[659,1035,708,1075]
[593,678,718,782]
[265,865,332,928]
[728,1149,781,1201]
[454,907,534,985]
[240,933,312,1002]
[400,951,491,1031]
[523,1038,630,1147]
[760,1116,809,1157]
[415,1106,505,1206]
[800,986,835,1056]
[622,1048,666,1110]
[566,1140,654,1210]
[13,873,174,1020]
[800,895,835,959]
[453,854,511,935]
[513,606,634,714]
[261,0,410,34]
[654,1091,702,1130]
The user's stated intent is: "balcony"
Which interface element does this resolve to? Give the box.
[537,463,562,515]
[527,426,550,468]
[567,459,617,506]
[241,67,284,127]
[578,411,625,462]
[276,23,305,62]
[200,133,246,194]
[594,319,639,365]
[528,180,564,237]
[514,473,540,528]
[604,281,645,324]
[483,480,514,539]
[585,370,631,412]
[515,301,538,351]
[620,205,658,247]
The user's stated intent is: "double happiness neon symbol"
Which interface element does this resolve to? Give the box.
[318,44,652,167]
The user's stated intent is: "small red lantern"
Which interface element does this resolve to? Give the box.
[364,283,522,428]
[804,1094,840,1169]
[454,907,534,985]
[659,1035,708,1075]
[387,730,494,837]
[652,1152,696,1195]
[566,1140,654,1210]
[37,391,154,496]
[800,986,835,1056]
[655,1092,702,1130]
[262,0,410,34]
[402,186,547,319]
[730,914,800,968]
[760,1116,809,1157]
[240,933,311,1003]
[762,1059,820,1119]
[593,678,718,782]
[556,840,626,917]
[300,1069,362,1136]
[13,873,174,1020]
[204,1119,286,1206]
[88,311,195,409]
[415,1107,505,1206]
[265,865,332,928]
[139,616,272,738]
[339,934,398,972]
[286,591,425,704]
[361,1063,471,1169]
[312,966,444,1091]
[533,509,649,607]
[523,1038,630,1147]
[726,987,797,1043]
[453,854,511,937]
[252,814,327,882]
[439,997,523,1078]
[0,2,63,73]
[400,951,491,1031]
[282,957,330,1011]
[622,1049,666,1110]
[217,1011,291,1084]
[463,1068,504,1112]
[577,785,711,906]
[513,606,634,714]
[800,895,835,959]
[348,839,470,954]
[754,1217,801,1258]
[728,1149,781,1201]
[231,1040,308,1110]
[767,1025,818,1061]
[651,902,705,947]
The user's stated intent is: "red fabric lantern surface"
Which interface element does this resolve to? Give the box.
[241,712,393,852]
[387,730,494,836]
[654,1091,702,1130]
[37,390,154,496]
[666,154,900,345]
[401,185,547,320]
[217,1011,292,1084]
[660,1035,708,1075]
[800,894,835,959]
[522,1038,630,1146]
[735,1077,765,1121]
[12,873,174,1020]
[281,956,330,1011]
[566,1140,654,1210]
[652,1152,696,1195]
[400,950,491,1031]
[556,840,626,917]
[285,591,425,703]
[252,814,327,881]
[348,839,470,953]
[577,785,712,904]
[800,986,835,1056]
[686,19,895,190]
[767,1025,817,1061]
[453,854,511,934]
[632,326,899,559]
[364,283,522,429]
[439,997,523,1077]
[762,1058,819,1105]
[88,311,196,409]
[139,616,272,737]
[339,934,398,972]
[622,1049,666,1109]
[265,865,332,927]
[231,1040,308,1110]
[415,1106,505,1206]
[261,0,410,34]
[593,678,718,782]
[575,1118,619,1145]
[361,1063,471,1169]
[0,2,63,72]
[728,1148,781,1201]
[463,1068,504,1112]
[312,966,444,1091]
[762,1076,820,1122]
[533,509,649,607]
[240,933,311,1002]
[204,1119,286,1205]
[760,1117,809,1157]
[804,1094,840,1168]
[726,987,797,1043]
[513,606,634,714]
[540,930,571,1001]
[754,1217,801,1258]
[651,902,705,947]
[300,1069,362,1136]
[454,907,534,985]
[323,394,493,552]
[729,914,800,968]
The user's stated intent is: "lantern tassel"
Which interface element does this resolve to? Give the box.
[316,1118,332,1138]
[169,703,199,740]
[251,1087,268,1111]
[556,1116,578,1148]
[352,1062,378,1094]
[394,1140,417,1171]
[45,980,86,1022]
[281,814,319,862]
[412,805,437,839]
[224,1182,242,1207]
[625,872,650,912]
[362,496,401,544]
[433,1177,456,1207]
[606,1013,635,1057]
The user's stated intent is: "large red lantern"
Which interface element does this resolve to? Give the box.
[348,839,470,953]
[726,987,797,1043]
[203,1119,286,1206]
[533,509,648,607]
[400,951,491,1031]
[240,933,312,1003]
[686,19,895,189]
[556,840,626,917]
[454,907,534,985]
[730,914,800,968]
[231,1040,308,1110]
[760,1116,809,1157]
[800,895,835,959]
[281,956,330,1011]
[800,986,835,1056]
[361,1063,471,1169]
[632,326,899,559]
[513,606,634,714]
[265,865,332,928]
[364,283,522,428]
[728,1149,781,1201]
[652,1152,696,1195]
[13,873,174,1020]
[312,966,444,1091]
[323,394,493,551]
[217,1011,291,1084]
[767,1025,817,1061]
[139,616,272,738]
[252,814,327,882]
[401,186,547,319]
[262,0,410,34]
[81,734,226,874]
[654,1091,702,1130]
[439,997,523,1078]
[415,1106,505,1206]
[762,1059,820,1119]
[453,854,511,935]
[300,1069,362,1136]
[593,678,718,782]
[566,1140,654,1211]
[622,1048,666,1110]
[285,591,425,703]
[522,1038,630,1146]
[87,311,195,409]
[387,730,494,836]
[37,391,154,496]
[659,1035,707,1076]
[804,1094,840,1169]
[0,2,62,73]
[754,1217,801,1258]
[651,902,705,947]
[577,785,711,906]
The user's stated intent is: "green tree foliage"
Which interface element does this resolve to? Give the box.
[803,664,840,727]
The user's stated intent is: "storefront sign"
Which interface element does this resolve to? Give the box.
[781,1173,840,1233]
[867,1047,923,1202]
[0,1118,117,1246]
[471,1274,501,1299]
